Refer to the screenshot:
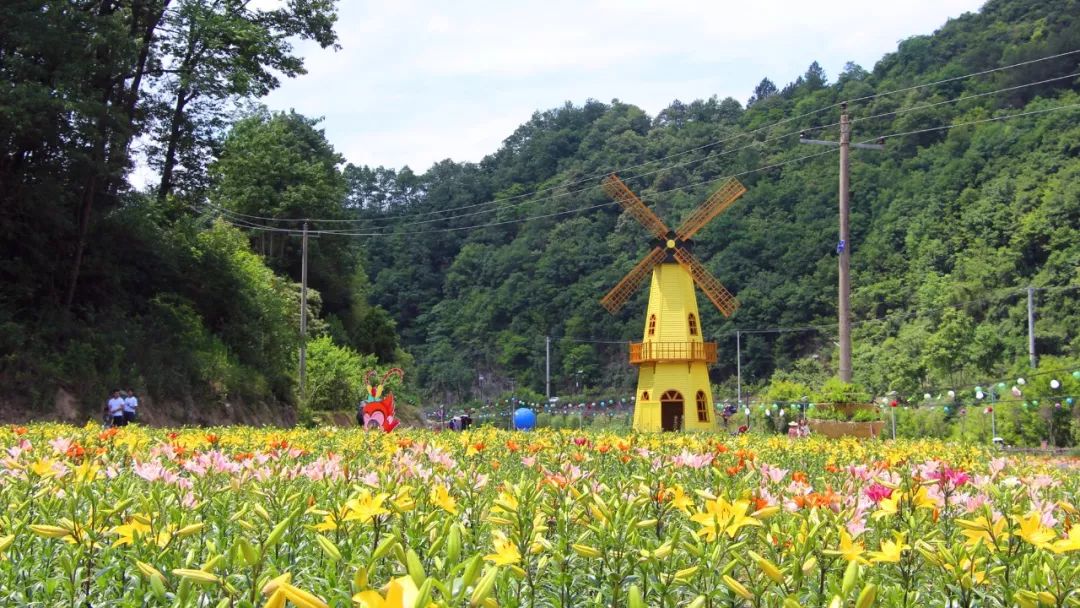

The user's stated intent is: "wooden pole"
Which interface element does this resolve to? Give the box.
[545,335,551,399]
[299,222,309,399]
[1027,286,1037,368]
[736,330,742,408]
[838,106,852,382]
[800,104,882,382]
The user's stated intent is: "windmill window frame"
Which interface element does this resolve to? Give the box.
[647,314,657,337]
[696,390,708,422]
[688,313,698,336]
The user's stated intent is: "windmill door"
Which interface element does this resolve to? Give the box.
[660,390,684,431]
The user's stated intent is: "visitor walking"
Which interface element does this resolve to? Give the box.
[107,390,126,427]
[123,389,139,424]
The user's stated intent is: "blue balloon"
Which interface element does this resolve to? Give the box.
[513,408,537,430]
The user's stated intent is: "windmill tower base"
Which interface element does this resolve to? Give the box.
[633,362,715,432]
[627,262,719,433]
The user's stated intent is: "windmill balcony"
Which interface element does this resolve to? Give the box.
[629,341,718,364]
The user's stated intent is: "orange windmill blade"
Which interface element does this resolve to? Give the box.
[675,178,746,241]
[602,174,670,240]
[600,247,667,313]
[672,248,739,317]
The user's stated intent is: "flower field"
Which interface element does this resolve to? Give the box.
[2,424,1078,607]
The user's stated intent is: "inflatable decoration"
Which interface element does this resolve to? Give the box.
[359,368,404,432]
[513,407,537,431]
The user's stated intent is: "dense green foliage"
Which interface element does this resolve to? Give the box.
[356,0,1080,409]
[0,0,348,413]
[1,0,1078,443]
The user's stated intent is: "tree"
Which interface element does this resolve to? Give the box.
[210,109,355,309]
[838,61,869,82]
[746,78,778,107]
[803,61,828,90]
[151,0,339,201]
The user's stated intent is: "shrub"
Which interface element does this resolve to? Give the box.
[304,336,377,411]
[815,377,871,405]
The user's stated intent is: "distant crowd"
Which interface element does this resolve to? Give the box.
[105,389,139,427]
[444,412,473,431]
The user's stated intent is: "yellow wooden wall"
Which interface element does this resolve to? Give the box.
[633,361,715,431]
[642,263,702,344]
[632,262,716,432]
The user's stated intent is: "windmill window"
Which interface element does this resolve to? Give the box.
[688,314,698,336]
[647,314,657,336]
[696,391,708,422]
[642,391,650,401]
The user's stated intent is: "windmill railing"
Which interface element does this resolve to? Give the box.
[629,341,718,364]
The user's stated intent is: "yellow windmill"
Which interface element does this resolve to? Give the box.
[600,174,746,432]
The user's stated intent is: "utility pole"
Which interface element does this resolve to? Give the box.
[736,331,742,409]
[1027,286,1037,368]
[299,221,309,399]
[545,336,551,399]
[800,103,883,382]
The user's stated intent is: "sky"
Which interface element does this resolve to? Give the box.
[262,0,989,173]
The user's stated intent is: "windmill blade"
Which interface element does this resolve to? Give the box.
[601,247,667,313]
[602,174,670,240]
[673,247,739,317]
[675,178,747,241]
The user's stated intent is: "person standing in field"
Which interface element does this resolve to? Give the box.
[123,388,138,424]
[107,390,126,427]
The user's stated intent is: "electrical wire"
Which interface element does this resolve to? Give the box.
[565,285,1078,345]
[204,100,1080,238]
[203,49,1080,227]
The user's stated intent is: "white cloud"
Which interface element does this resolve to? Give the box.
[261,0,987,172]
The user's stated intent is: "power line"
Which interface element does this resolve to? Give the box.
[204,49,1080,227]
[870,101,1080,144]
[849,72,1080,129]
[568,285,1078,344]
[207,145,841,236]
[208,99,1080,238]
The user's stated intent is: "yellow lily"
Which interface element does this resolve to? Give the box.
[1013,512,1056,549]
[911,486,937,510]
[667,486,694,514]
[313,506,348,532]
[485,531,521,566]
[29,459,59,478]
[343,490,390,524]
[72,460,101,484]
[110,519,152,547]
[690,497,761,541]
[430,484,457,515]
[824,529,868,564]
[352,576,419,607]
[1050,528,1080,554]
[868,531,908,564]
[871,494,900,520]
[956,515,1008,552]
[491,490,519,514]
[391,486,416,512]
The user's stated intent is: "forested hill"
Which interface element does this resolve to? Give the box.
[1,0,1078,422]
[359,0,1080,403]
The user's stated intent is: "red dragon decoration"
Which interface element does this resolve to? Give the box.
[360,368,403,432]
